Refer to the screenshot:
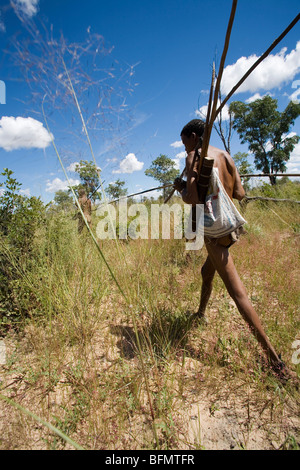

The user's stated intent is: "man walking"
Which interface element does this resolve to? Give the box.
[174,119,295,382]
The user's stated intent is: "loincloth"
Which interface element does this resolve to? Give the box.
[204,226,246,248]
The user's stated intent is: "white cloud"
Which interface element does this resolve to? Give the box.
[245,92,271,103]
[67,162,80,172]
[196,101,231,121]
[286,141,300,178]
[67,161,101,172]
[170,140,183,149]
[12,0,40,17]
[172,151,186,170]
[221,41,300,96]
[175,151,186,160]
[46,177,80,193]
[172,159,180,170]
[289,84,300,104]
[0,116,53,151]
[112,153,144,174]
[20,188,31,197]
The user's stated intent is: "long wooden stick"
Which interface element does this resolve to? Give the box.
[203,62,216,145]
[201,0,238,165]
[189,0,237,206]
[215,12,300,117]
[163,4,300,204]
[240,173,300,178]
[99,173,299,205]
[105,183,173,204]
[164,0,238,205]
[244,196,300,204]
[163,61,216,204]
[163,168,185,203]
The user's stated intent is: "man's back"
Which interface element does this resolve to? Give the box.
[183,145,245,206]
[206,146,245,201]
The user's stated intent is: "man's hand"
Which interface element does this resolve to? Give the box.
[173,177,186,192]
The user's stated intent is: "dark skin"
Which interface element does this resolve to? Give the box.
[77,190,92,234]
[175,131,294,378]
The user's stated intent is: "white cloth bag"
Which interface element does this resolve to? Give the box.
[203,167,246,238]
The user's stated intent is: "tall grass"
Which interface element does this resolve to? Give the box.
[2,10,299,449]
[0,186,299,449]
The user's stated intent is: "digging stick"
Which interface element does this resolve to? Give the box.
[199,0,238,168]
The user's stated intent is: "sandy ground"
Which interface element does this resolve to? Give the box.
[0,319,299,450]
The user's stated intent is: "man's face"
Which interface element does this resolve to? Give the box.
[181,132,199,154]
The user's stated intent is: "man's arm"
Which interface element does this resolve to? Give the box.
[181,151,199,205]
[216,150,245,201]
[232,167,245,200]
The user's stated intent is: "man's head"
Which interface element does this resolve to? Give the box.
[180,119,205,154]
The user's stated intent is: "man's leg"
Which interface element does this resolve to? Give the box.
[204,240,281,366]
[197,255,216,317]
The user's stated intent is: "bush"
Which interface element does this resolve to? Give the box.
[0,169,47,332]
[250,178,300,200]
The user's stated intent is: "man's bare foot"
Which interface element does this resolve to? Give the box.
[270,359,299,387]
[189,312,208,326]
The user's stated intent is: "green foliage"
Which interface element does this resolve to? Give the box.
[233,152,253,174]
[1,172,300,449]
[230,96,300,184]
[0,168,22,235]
[0,169,46,253]
[54,190,73,209]
[233,152,254,191]
[247,179,300,220]
[145,154,180,199]
[0,169,46,332]
[105,179,128,200]
[250,178,300,200]
[74,160,101,201]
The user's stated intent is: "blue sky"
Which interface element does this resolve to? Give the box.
[0,0,300,202]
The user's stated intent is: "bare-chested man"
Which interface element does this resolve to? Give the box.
[77,189,92,234]
[174,119,295,381]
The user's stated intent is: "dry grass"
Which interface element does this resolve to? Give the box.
[0,200,299,450]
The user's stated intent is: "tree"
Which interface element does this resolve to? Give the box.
[233,152,254,192]
[229,96,300,185]
[105,179,128,200]
[74,160,101,201]
[0,168,22,235]
[0,169,46,331]
[54,190,73,210]
[145,154,180,199]
[0,168,45,252]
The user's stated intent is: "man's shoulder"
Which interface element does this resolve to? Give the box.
[208,145,230,158]
[208,146,235,171]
